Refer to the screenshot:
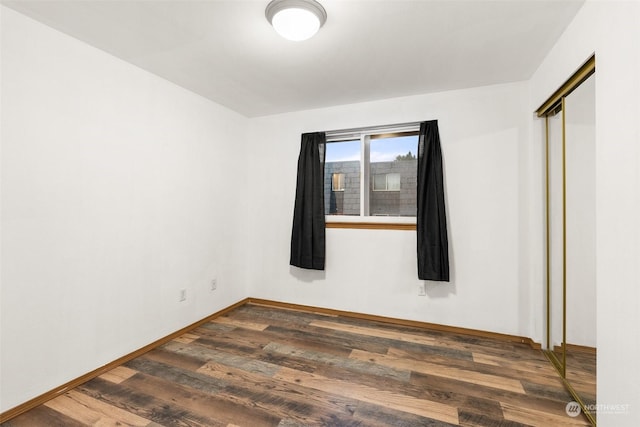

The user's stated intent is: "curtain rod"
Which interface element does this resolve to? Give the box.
[324,121,422,141]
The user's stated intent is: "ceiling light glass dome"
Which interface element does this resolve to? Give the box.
[265,0,327,41]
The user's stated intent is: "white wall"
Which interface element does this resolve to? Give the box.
[530,1,640,425]
[0,7,249,412]
[247,81,534,338]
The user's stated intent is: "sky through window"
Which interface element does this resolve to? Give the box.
[325,136,417,162]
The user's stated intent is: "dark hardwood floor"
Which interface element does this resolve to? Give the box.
[3,303,593,426]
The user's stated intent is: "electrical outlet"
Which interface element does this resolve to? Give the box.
[179,289,187,302]
[211,278,217,291]
[418,283,426,296]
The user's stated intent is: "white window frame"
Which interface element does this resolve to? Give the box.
[324,122,419,225]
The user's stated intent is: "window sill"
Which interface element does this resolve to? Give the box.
[326,219,416,231]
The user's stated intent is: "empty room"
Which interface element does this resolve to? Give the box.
[1,0,639,426]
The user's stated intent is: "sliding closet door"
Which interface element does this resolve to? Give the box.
[539,57,596,425]
[547,107,565,371]
[564,74,596,408]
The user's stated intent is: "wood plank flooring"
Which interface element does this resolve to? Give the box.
[2,303,594,426]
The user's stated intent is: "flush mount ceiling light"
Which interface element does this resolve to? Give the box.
[265,0,327,41]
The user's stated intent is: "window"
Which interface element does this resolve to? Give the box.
[373,173,401,191]
[331,173,345,191]
[324,125,418,222]
[324,139,360,215]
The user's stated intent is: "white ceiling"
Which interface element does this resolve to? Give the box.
[3,0,584,117]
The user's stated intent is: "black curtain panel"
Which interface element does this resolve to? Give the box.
[290,132,326,270]
[417,121,450,281]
